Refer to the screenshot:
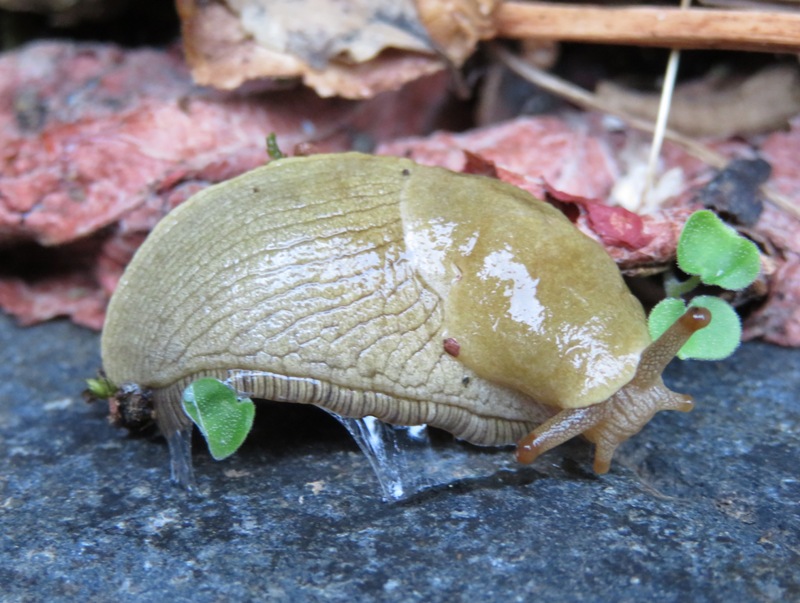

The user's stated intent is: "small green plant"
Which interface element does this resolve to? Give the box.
[182,378,255,460]
[648,210,760,361]
[86,376,117,399]
[266,132,285,160]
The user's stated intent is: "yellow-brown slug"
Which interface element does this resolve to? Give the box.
[101,153,708,483]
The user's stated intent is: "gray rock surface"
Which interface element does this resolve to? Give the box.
[1,311,798,602]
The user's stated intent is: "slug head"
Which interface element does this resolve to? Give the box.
[516,307,711,472]
[401,171,653,410]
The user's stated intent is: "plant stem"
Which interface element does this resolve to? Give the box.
[665,274,702,298]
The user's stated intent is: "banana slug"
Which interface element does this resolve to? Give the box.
[101,152,709,484]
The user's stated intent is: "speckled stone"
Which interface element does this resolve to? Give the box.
[1,312,798,602]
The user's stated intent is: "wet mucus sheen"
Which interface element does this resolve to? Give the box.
[101,153,708,483]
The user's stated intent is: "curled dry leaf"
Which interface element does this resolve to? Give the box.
[596,64,800,138]
[229,0,433,66]
[177,0,498,98]
[416,0,499,65]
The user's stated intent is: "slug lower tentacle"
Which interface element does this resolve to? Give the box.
[515,404,609,465]
[515,307,711,472]
[100,152,710,485]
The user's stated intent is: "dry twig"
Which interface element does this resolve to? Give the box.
[496,1,800,53]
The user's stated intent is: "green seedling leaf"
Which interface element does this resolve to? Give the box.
[182,378,255,460]
[677,210,760,291]
[648,297,687,343]
[266,132,285,160]
[649,295,741,361]
[681,296,742,360]
[86,377,116,399]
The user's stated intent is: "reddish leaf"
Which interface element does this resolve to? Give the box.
[543,181,652,250]
[584,202,653,250]
[541,181,582,223]
[462,150,499,178]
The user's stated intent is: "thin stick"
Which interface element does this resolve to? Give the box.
[643,0,692,205]
[495,2,800,53]
[643,51,681,204]
[493,46,800,220]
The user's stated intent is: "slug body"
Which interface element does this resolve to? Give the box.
[101,153,707,480]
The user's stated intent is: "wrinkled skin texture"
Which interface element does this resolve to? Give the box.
[102,153,704,478]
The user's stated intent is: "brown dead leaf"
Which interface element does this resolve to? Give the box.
[302,50,446,99]
[229,0,433,66]
[178,0,497,98]
[178,0,444,97]
[178,0,304,89]
[417,0,499,65]
[596,64,800,138]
